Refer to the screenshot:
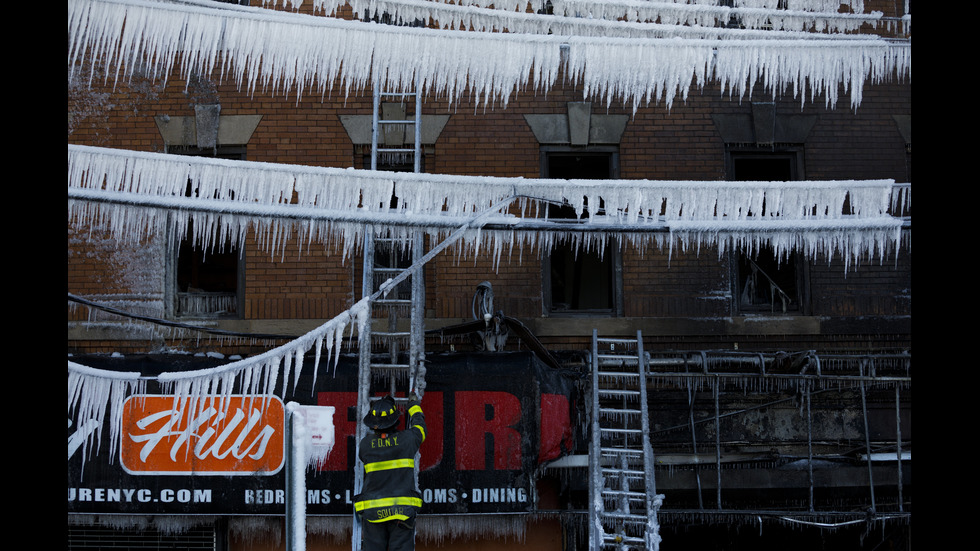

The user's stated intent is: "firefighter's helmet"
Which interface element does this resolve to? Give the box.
[363,395,401,431]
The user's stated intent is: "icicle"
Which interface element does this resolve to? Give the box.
[70,145,905,270]
[70,0,908,114]
[68,297,369,460]
[68,361,146,469]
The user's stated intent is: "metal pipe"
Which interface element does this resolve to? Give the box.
[687,377,703,510]
[285,403,306,551]
[805,383,814,513]
[713,379,721,510]
[636,331,660,548]
[589,329,602,551]
[857,360,877,514]
[69,187,911,232]
[414,83,422,174]
[895,384,903,513]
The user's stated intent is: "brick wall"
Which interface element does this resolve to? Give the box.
[68,60,911,355]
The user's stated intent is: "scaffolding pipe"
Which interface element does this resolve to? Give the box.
[68,186,913,234]
[687,377,703,510]
[858,360,877,514]
[713,379,722,510]
[895,384,904,513]
[805,383,815,513]
[588,330,602,551]
[646,372,909,384]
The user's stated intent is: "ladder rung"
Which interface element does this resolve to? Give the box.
[600,428,643,435]
[601,447,643,455]
[379,91,416,97]
[600,512,649,522]
[601,535,646,544]
[598,360,640,367]
[376,148,417,153]
[599,407,641,415]
[373,331,410,338]
[598,389,640,397]
[378,119,418,125]
[370,363,411,370]
[597,371,639,377]
[375,299,412,305]
[601,468,644,477]
[602,489,647,498]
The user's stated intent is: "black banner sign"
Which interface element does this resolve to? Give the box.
[67,352,577,515]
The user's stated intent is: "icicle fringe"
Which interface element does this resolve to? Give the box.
[68,296,370,464]
[69,0,910,112]
[294,0,889,38]
[68,144,908,270]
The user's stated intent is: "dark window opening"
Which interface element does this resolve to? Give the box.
[731,155,794,182]
[361,151,424,174]
[176,225,240,319]
[170,146,245,319]
[543,150,620,315]
[361,10,426,27]
[729,148,807,314]
[736,248,800,313]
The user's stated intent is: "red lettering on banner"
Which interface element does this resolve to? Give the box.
[455,391,522,470]
[417,393,443,471]
[539,393,573,463]
[316,392,357,471]
[318,392,444,471]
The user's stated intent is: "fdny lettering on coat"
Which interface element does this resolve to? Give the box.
[371,436,398,448]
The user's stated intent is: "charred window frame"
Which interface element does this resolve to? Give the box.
[541,147,623,316]
[165,145,246,320]
[727,146,810,315]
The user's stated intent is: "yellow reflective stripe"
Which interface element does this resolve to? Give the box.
[354,496,423,511]
[364,458,414,473]
[414,424,426,442]
[409,405,422,417]
[368,514,409,523]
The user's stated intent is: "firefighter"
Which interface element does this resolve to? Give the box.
[354,393,426,551]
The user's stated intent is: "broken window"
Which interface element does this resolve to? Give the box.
[168,146,245,319]
[542,149,621,315]
[729,148,808,314]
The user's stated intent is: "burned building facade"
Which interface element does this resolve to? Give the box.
[68,0,911,549]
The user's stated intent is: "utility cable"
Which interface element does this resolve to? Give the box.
[68,292,300,340]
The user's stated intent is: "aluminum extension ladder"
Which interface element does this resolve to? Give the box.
[351,83,426,551]
[362,81,426,399]
[371,84,422,173]
[589,330,663,551]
